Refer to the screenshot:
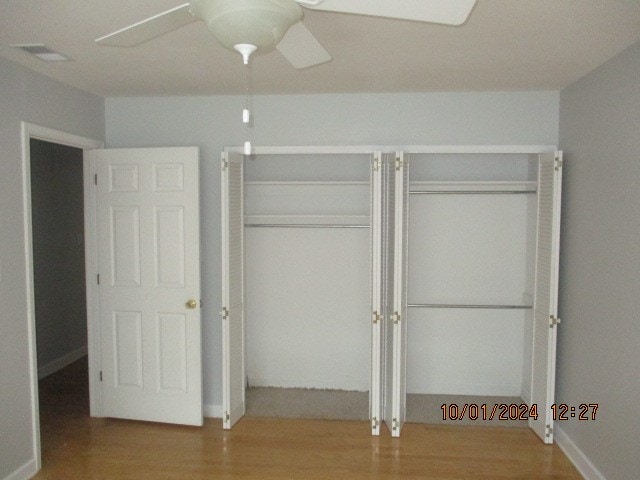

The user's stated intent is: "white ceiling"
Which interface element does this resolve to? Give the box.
[1,0,639,97]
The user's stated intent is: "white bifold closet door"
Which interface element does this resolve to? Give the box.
[387,149,563,442]
[221,151,245,429]
[370,152,384,435]
[222,149,384,434]
[529,151,563,443]
[385,152,409,437]
[382,154,396,435]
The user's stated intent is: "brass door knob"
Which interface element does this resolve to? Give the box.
[185,299,198,309]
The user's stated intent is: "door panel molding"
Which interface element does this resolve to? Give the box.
[95,147,201,426]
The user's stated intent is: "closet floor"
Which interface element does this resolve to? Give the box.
[246,388,527,427]
[246,386,369,421]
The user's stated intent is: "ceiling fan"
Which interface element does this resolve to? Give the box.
[96,0,477,69]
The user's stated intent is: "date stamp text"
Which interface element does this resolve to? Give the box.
[440,403,599,421]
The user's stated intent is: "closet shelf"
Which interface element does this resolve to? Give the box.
[245,181,370,187]
[409,181,537,195]
[245,224,369,229]
[244,214,370,229]
[408,303,533,310]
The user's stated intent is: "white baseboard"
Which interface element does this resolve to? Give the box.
[2,458,38,480]
[204,403,223,419]
[38,345,87,380]
[555,426,606,480]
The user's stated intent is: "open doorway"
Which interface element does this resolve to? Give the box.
[30,139,87,378]
[21,122,103,471]
[29,139,91,453]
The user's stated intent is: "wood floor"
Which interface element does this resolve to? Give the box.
[34,359,582,479]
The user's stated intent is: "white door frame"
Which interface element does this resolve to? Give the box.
[21,122,103,470]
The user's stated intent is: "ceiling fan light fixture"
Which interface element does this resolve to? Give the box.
[234,43,258,64]
[190,0,302,54]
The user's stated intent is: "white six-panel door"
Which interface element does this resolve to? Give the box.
[221,151,245,429]
[96,147,202,426]
[530,151,563,443]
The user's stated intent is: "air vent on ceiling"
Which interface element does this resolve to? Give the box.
[12,44,71,61]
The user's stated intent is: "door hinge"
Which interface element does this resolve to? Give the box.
[554,153,563,171]
[225,411,230,422]
[372,154,381,172]
[97,274,100,285]
[395,153,402,171]
[99,371,103,382]
[545,424,553,438]
[221,307,229,319]
[550,315,561,328]
[94,173,97,185]
[392,418,399,431]
[372,311,381,324]
[393,311,401,325]
[372,417,379,429]
[221,155,228,171]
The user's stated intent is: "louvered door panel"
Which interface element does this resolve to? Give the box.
[221,152,245,429]
[530,152,562,443]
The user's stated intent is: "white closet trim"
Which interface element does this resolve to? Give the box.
[225,145,384,155]
[400,145,556,154]
[225,145,556,155]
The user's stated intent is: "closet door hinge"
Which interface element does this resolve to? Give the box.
[392,418,400,431]
[545,424,553,438]
[99,371,103,382]
[94,173,98,185]
[221,307,229,320]
[221,155,228,171]
[371,417,379,429]
[395,153,403,171]
[554,153,563,171]
[224,411,230,422]
[549,315,561,328]
[392,311,401,325]
[97,274,100,285]
[372,311,382,324]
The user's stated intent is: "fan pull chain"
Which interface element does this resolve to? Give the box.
[243,59,253,156]
[234,43,257,156]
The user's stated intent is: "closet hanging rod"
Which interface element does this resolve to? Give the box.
[408,303,533,310]
[409,190,536,195]
[244,223,369,229]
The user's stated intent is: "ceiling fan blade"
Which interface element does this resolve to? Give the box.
[276,22,332,70]
[95,3,196,47]
[298,0,477,26]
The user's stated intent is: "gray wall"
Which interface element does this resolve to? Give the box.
[30,139,87,374]
[558,41,640,480]
[105,91,559,408]
[0,57,104,479]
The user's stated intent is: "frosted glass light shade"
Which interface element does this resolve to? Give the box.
[190,0,303,53]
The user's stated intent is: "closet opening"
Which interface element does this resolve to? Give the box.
[403,152,539,428]
[227,149,381,427]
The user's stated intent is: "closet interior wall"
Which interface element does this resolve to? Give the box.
[242,150,377,422]
[404,151,540,422]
